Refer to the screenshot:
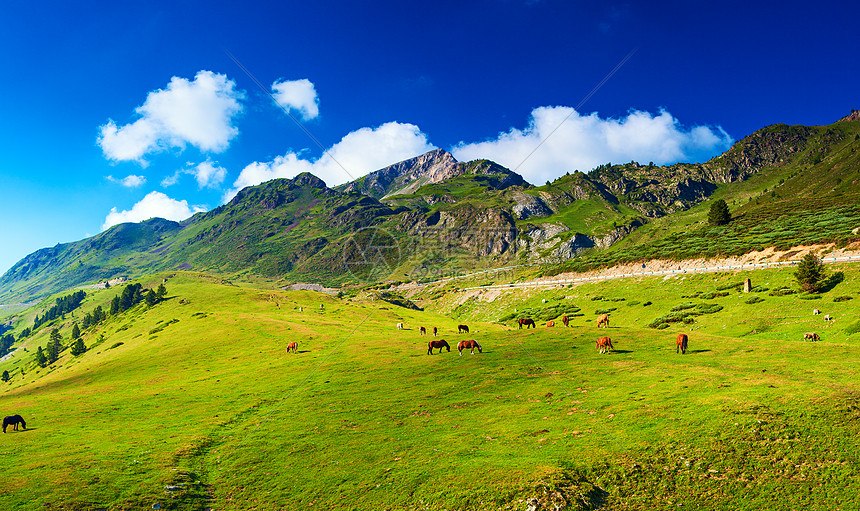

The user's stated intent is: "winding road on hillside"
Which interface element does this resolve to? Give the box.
[397,245,860,292]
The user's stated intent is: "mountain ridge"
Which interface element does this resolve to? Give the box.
[2,117,859,302]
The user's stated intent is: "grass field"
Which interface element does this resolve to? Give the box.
[2,267,860,510]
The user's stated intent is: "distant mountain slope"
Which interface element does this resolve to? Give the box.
[2,114,858,302]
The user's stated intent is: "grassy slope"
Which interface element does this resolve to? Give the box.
[1,266,860,509]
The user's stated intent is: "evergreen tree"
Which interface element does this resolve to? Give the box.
[71,338,87,356]
[93,306,105,323]
[35,346,47,368]
[72,323,81,340]
[110,296,120,315]
[82,313,92,329]
[795,253,826,292]
[156,283,167,301]
[708,199,731,226]
[1,370,9,382]
[145,289,158,307]
[47,329,62,363]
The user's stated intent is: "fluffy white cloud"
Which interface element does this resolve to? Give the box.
[98,70,244,163]
[224,121,435,201]
[272,78,319,120]
[107,174,146,187]
[159,161,228,189]
[190,161,227,189]
[451,107,733,184]
[102,191,207,231]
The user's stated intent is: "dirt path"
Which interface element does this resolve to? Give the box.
[397,243,860,300]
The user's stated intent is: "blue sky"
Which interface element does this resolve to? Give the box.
[1,0,857,276]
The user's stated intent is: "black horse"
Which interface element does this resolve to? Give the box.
[3,414,26,433]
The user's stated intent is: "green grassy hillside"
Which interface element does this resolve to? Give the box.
[2,266,860,509]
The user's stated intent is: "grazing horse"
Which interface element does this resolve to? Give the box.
[458,324,469,334]
[596,336,614,354]
[396,322,404,330]
[676,334,689,354]
[547,321,555,327]
[433,327,438,337]
[562,315,569,327]
[597,314,610,328]
[457,339,482,356]
[2,415,26,433]
[813,309,821,315]
[427,339,451,354]
[420,326,426,335]
[804,332,821,341]
[824,315,832,322]
[286,341,298,353]
[518,318,535,329]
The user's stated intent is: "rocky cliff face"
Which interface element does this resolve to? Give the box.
[339,149,525,199]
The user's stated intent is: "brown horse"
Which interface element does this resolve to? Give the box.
[427,339,451,354]
[562,315,569,327]
[547,321,555,327]
[420,326,426,335]
[457,339,482,356]
[2,415,26,433]
[596,336,614,354]
[597,314,610,328]
[518,318,535,329]
[433,327,438,336]
[286,341,298,353]
[458,324,469,334]
[804,332,821,341]
[676,334,688,354]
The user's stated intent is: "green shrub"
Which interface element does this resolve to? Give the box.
[834,296,853,302]
[695,303,724,314]
[656,323,670,329]
[594,308,617,315]
[671,302,696,312]
[716,282,744,291]
[799,293,822,300]
[769,287,796,297]
[642,301,652,306]
[701,291,730,299]
[625,300,641,306]
[745,296,765,304]
[590,296,605,301]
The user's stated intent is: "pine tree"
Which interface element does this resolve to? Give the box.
[1,370,9,382]
[35,346,47,368]
[110,296,120,315]
[72,323,81,340]
[708,199,731,226]
[71,338,87,356]
[145,289,158,307]
[156,283,167,301]
[795,253,826,292]
[47,329,62,363]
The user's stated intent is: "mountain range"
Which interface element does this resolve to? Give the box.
[2,114,859,302]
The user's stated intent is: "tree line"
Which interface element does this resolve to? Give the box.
[31,281,167,369]
[32,290,86,330]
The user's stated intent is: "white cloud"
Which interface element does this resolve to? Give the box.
[224,121,435,201]
[159,161,228,189]
[98,70,244,163]
[107,174,147,188]
[102,191,207,231]
[451,107,733,184]
[190,161,227,189]
[272,78,319,120]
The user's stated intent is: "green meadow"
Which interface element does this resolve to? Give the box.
[2,266,860,510]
